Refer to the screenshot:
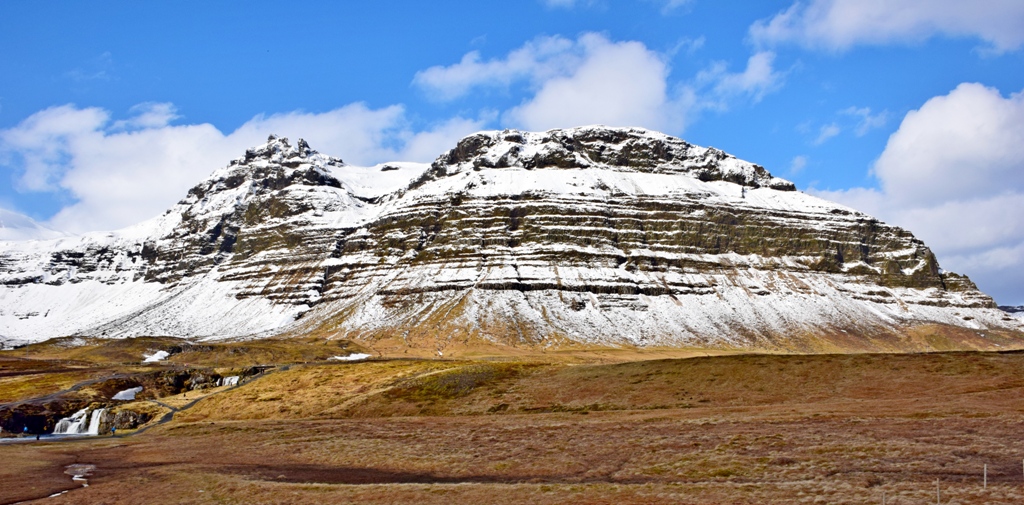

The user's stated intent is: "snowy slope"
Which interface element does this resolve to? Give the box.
[0,128,1020,350]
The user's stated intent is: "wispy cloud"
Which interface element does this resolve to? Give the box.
[669,36,706,56]
[538,0,601,9]
[751,0,1024,53]
[813,123,841,145]
[111,103,181,131]
[650,0,694,15]
[698,51,785,105]
[65,52,115,82]
[539,0,689,13]
[802,106,887,145]
[413,35,580,102]
[841,106,888,135]
[789,155,808,175]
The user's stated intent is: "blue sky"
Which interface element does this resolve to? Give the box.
[1,0,1023,303]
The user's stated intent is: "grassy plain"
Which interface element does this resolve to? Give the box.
[3,341,1024,504]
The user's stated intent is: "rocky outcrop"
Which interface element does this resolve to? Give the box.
[0,127,1020,350]
[110,409,152,430]
[421,128,796,190]
[0,369,222,434]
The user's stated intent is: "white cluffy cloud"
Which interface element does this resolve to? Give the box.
[752,0,1024,53]
[814,83,1024,304]
[413,35,581,101]
[0,103,484,235]
[415,33,782,134]
[417,33,690,132]
[504,35,681,132]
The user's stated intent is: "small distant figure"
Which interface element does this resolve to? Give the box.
[111,426,117,437]
[22,426,28,437]
[36,434,40,441]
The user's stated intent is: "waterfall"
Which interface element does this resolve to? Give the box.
[52,407,107,435]
[53,409,89,434]
[86,408,106,435]
[221,376,239,387]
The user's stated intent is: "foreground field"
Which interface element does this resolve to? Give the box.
[3,348,1024,504]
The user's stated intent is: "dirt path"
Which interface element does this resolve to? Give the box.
[331,363,458,412]
[121,359,439,431]
[130,366,290,435]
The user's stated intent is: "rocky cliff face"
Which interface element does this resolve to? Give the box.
[1,127,1020,351]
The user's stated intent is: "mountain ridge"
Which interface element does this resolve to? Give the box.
[1,126,1021,351]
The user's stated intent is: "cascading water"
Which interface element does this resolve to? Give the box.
[219,376,239,387]
[53,409,88,434]
[86,408,105,435]
[52,408,106,435]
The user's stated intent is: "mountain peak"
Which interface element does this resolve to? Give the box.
[148,136,356,273]
[193,136,346,199]
[231,135,339,167]
[428,125,796,191]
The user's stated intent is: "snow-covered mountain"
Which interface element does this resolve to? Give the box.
[1,127,1020,351]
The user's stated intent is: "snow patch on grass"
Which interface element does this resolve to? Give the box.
[112,386,143,400]
[142,350,169,363]
[329,353,372,361]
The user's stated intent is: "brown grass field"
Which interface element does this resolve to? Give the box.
[3,340,1024,504]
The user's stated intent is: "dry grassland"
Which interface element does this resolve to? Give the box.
[6,335,374,368]
[3,350,1024,504]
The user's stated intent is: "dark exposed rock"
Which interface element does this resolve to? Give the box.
[111,409,152,430]
[426,127,796,190]
[0,399,92,435]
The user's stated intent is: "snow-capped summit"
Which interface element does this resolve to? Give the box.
[422,126,795,191]
[0,127,1020,351]
[221,134,345,182]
